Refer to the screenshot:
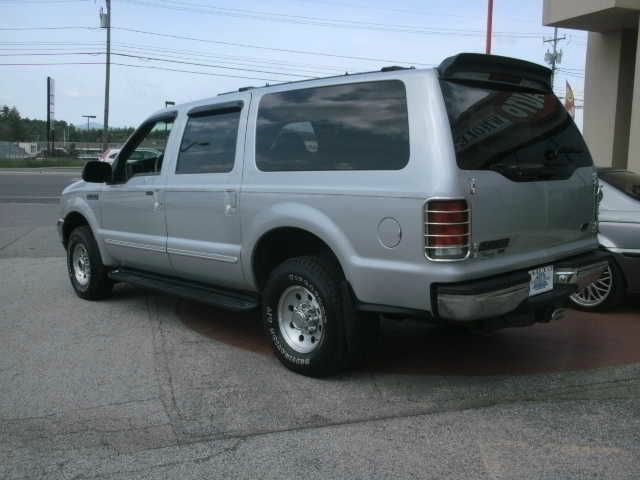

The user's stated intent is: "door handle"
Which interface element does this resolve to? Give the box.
[224,189,238,216]
[145,190,162,211]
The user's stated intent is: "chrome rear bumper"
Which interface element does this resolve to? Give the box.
[435,252,609,323]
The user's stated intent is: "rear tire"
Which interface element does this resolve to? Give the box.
[66,226,113,300]
[569,261,625,311]
[262,256,347,377]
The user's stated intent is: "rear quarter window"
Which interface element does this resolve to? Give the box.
[256,80,409,171]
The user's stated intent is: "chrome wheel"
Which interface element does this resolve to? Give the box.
[72,243,91,287]
[277,285,324,354]
[570,265,612,308]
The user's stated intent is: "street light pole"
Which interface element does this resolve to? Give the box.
[82,115,96,132]
[101,0,111,151]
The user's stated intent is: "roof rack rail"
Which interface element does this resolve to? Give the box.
[380,66,414,72]
[238,86,255,92]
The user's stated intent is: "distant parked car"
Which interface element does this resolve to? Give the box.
[100,147,160,165]
[99,148,120,164]
[570,169,640,310]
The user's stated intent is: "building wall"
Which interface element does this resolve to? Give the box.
[544,0,640,172]
[584,28,637,168]
[627,26,640,173]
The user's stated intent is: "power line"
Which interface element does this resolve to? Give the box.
[0,61,104,65]
[120,0,545,38]
[111,48,339,76]
[0,0,89,3]
[111,52,312,78]
[0,61,288,82]
[0,26,100,31]
[0,51,103,56]
[0,25,434,66]
[0,50,317,78]
[557,68,585,78]
[0,46,343,76]
[114,27,434,66]
[111,62,284,82]
[285,0,482,20]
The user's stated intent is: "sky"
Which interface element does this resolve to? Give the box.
[0,0,588,131]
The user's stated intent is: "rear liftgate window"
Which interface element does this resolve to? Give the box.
[256,80,409,171]
[440,80,592,181]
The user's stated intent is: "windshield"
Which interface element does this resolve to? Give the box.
[440,80,592,181]
[599,170,640,201]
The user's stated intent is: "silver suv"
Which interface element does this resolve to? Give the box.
[58,53,609,376]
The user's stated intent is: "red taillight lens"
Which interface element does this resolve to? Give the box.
[425,199,470,260]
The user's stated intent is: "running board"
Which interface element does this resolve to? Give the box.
[108,268,259,312]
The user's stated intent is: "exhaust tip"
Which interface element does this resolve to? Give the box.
[551,308,566,322]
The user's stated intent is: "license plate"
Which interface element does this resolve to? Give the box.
[529,265,554,296]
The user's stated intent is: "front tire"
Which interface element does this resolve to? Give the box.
[66,226,113,300]
[262,256,347,377]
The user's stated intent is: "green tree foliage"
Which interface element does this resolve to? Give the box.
[0,105,135,143]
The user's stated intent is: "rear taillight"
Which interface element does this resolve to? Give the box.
[424,199,471,260]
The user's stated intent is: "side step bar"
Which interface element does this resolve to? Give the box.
[108,268,259,312]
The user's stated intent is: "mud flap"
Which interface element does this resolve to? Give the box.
[341,282,380,367]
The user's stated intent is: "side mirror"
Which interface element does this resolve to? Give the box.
[82,161,112,183]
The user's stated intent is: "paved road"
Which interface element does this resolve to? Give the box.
[0,169,79,203]
[1,201,639,480]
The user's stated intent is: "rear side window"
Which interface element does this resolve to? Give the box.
[440,80,592,181]
[256,80,409,171]
[599,170,640,201]
[176,109,240,174]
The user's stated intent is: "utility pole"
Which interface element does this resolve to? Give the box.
[485,0,494,55]
[544,27,566,91]
[101,0,111,152]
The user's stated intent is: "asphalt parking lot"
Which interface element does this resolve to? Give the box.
[1,170,639,479]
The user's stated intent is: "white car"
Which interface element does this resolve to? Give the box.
[99,148,120,164]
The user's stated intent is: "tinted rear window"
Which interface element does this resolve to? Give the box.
[599,170,640,201]
[440,80,592,181]
[256,80,409,171]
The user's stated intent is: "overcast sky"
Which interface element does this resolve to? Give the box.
[0,0,587,130]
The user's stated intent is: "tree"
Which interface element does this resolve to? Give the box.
[7,107,24,141]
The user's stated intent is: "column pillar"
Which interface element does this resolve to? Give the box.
[583,30,636,168]
[627,23,640,173]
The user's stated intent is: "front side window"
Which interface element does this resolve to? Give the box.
[256,80,409,171]
[176,109,240,174]
[440,80,592,181]
[114,117,174,182]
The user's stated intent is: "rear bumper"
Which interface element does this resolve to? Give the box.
[434,250,609,323]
